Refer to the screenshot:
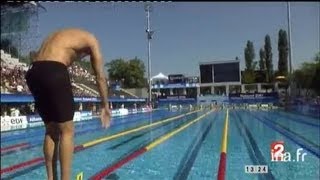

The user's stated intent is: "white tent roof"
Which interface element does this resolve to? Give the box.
[151,72,168,80]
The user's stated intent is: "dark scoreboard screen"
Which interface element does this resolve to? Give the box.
[213,62,240,82]
[200,62,240,83]
[200,65,213,83]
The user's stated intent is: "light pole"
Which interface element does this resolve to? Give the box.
[287,2,293,76]
[145,3,154,106]
[287,1,293,97]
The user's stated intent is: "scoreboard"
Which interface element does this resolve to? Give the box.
[200,61,240,83]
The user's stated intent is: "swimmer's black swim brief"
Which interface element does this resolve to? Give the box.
[25,61,75,123]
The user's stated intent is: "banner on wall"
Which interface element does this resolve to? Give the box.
[73,112,81,122]
[111,108,129,117]
[1,94,146,103]
[27,115,44,128]
[80,111,93,120]
[1,116,28,132]
[228,92,278,104]
[1,108,150,132]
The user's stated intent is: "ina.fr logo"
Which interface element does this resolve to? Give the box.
[270,141,307,162]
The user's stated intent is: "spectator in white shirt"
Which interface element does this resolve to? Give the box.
[10,108,20,117]
[17,84,23,92]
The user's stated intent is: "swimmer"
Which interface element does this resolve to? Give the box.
[25,28,111,180]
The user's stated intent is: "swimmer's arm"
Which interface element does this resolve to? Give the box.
[88,36,108,108]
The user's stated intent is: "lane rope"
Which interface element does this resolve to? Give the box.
[0,110,201,176]
[217,109,229,180]
[90,110,212,179]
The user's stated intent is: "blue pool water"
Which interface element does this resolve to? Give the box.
[1,109,319,180]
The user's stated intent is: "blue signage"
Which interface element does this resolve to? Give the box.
[27,115,42,123]
[228,92,278,104]
[158,95,196,102]
[1,94,146,103]
[152,83,199,89]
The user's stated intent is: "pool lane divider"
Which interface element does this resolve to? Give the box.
[1,110,160,142]
[82,110,200,148]
[263,111,320,127]
[106,112,193,151]
[1,117,100,142]
[246,110,320,158]
[89,110,212,180]
[0,110,200,176]
[1,126,100,156]
[174,115,215,180]
[1,112,173,156]
[1,109,180,154]
[217,109,229,180]
[259,113,320,148]
[233,111,275,180]
[1,143,29,153]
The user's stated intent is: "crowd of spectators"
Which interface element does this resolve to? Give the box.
[68,64,95,83]
[1,59,97,97]
[1,64,29,94]
[71,84,96,97]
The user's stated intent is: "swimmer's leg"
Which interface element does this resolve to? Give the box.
[58,120,74,180]
[43,122,60,180]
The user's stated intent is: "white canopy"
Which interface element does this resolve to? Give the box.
[151,72,168,80]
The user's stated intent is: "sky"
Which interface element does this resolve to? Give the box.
[34,2,319,77]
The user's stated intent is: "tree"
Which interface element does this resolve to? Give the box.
[126,57,146,88]
[278,29,288,76]
[314,52,320,62]
[243,40,257,83]
[311,52,320,95]
[311,67,320,95]
[242,71,256,84]
[259,48,266,71]
[264,35,273,82]
[105,57,146,88]
[105,58,127,81]
[244,40,257,71]
[293,63,314,96]
[293,52,320,96]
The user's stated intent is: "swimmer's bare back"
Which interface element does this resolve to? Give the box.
[35,28,99,66]
[34,28,111,128]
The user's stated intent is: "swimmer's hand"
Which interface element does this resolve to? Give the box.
[100,106,111,128]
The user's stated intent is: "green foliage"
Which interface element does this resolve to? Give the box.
[243,40,257,84]
[244,40,257,71]
[278,29,288,76]
[259,48,266,71]
[264,34,273,82]
[311,53,320,95]
[293,52,320,95]
[242,70,256,84]
[105,57,146,88]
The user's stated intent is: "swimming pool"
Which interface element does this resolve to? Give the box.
[1,108,319,180]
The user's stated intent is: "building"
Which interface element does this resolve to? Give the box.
[151,73,199,106]
[198,60,241,96]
